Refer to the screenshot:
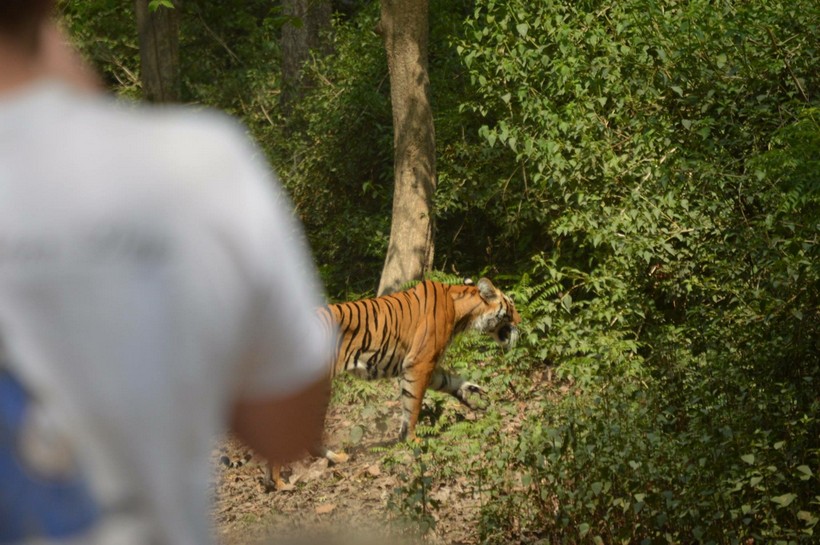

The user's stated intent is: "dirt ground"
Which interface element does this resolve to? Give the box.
[211,383,488,545]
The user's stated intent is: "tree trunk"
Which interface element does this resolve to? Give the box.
[376,0,436,296]
[135,0,180,103]
[280,0,331,116]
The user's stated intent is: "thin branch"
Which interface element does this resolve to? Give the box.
[195,10,241,65]
[766,27,810,102]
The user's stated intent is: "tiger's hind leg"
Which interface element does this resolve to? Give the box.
[263,463,287,492]
[398,365,436,441]
[308,444,349,465]
[428,368,487,411]
[262,445,349,493]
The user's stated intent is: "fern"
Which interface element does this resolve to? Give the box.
[424,270,473,285]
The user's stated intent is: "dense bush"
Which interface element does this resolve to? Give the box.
[266,2,393,297]
[452,0,819,542]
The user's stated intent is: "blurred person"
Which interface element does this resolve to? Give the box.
[0,2,331,544]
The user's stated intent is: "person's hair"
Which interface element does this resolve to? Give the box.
[0,0,53,36]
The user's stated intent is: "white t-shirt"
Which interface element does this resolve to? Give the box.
[0,81,329,545]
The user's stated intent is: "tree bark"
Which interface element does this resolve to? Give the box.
[376,0,436,296]
[135,0,180,103]
[280,0,331,116]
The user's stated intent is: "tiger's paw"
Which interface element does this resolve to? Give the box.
[457,382,488,411]
[262,476,293,493]
[326,450,349,465]
[398,422,423,443]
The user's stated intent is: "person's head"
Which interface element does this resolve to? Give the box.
[0,0,54,51]
[0,0,99,93]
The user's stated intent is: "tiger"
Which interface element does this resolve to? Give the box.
[224,277,521,491]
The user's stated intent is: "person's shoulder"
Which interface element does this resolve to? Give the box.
[144,102,246,146]
[100,96,251,162]
[71,92,262,193]
[140,104,254,183]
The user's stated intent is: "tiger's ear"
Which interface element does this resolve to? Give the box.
[477,277,497,300]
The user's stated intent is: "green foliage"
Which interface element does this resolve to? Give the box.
[386,442,441,535]
[268,2,393,298]
[148,0,174,11]
[475,374,819,544]
[389,0,818,542]
[439,0,819,541]
[59,0,141,96]
[60,0,285,109]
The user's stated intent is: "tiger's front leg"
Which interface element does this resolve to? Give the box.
[428,368,487,411]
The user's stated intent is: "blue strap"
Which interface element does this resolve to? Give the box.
[0,369,100,542]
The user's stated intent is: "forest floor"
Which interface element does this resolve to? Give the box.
[211,366,557,545]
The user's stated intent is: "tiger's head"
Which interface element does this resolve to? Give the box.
[465,277,521,350]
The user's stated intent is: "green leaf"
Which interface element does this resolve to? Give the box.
[349,425,364,445]
[682,119,693,130]
[771,493,797,507]
[796,465,813,480]
[741,454,755,465]
[561,293,572,312]
[798,511,819,525]
[149,0,174,11]
[516,23,529,37]
[579,523,590,537]
[671,86,683,97]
